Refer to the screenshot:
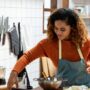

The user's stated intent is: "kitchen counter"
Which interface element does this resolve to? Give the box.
[1,85,90,90]
[0,85,63,90]
[32,87,63,90]
[12,87,63,90]
[0,85,7,90]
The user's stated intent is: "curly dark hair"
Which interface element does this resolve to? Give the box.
[47,8,88,46]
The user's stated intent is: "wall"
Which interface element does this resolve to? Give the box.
[0,0,46,88]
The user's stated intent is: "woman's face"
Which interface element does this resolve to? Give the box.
[54,20,71,40]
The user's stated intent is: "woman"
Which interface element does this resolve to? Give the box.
[7,8,90,89]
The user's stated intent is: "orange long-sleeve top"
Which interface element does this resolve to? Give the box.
[13,38,90,74]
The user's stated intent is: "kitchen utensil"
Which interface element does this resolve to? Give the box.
[0,66,6,85]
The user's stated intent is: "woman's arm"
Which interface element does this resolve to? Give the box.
[13,40,47,74]
[7,39,48,90]
[7,71,18,90]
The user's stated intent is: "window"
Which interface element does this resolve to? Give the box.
[43,0,57,33]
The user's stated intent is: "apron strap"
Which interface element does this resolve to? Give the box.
[59,40,62,59]
[77,46,84,59]
[59,40,84,60]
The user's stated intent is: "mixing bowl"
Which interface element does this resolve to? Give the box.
[34,77,65,90]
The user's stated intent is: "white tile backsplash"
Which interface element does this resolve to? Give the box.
[0,0,45,88]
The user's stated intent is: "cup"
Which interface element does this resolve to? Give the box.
[0,66,6,85]
[0,66,6,79]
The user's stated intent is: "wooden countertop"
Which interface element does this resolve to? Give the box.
[0,85,63,90]
[0,85,7,90]
[1,85,90,90]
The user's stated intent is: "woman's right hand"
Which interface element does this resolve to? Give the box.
[7,71,18,90]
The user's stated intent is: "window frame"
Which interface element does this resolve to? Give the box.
[43,0,57,33]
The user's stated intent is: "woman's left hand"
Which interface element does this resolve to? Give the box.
[86,61,90,74]
[86,67,90,74]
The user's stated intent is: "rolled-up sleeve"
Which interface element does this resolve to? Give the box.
[12,40,47,74]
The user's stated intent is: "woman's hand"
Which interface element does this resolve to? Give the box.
[86,67,90,74]
[7,71,18,90]
[86,61,90,74]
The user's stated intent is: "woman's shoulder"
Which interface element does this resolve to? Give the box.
[87,37,90,43]
[38,38,48,46]
[39,38,57,46]
[39,38,48,43]
[84,37,90,47]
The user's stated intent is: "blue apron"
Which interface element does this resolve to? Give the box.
[56,40,90,87]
